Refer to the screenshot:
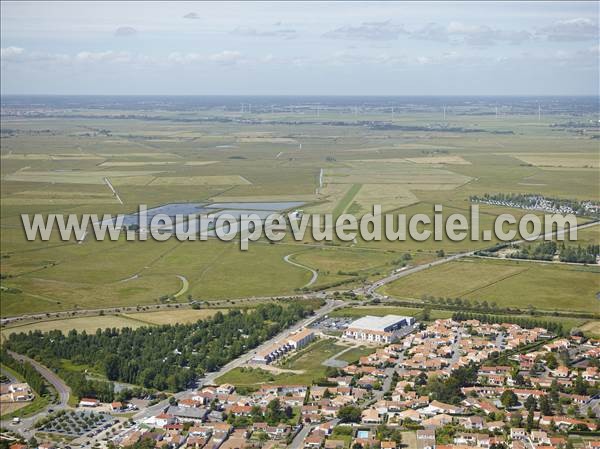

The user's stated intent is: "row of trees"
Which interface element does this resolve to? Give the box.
[1,350,47,396]
[452,312,567,337]
[559,244,599,264]
[5,303,313,396]
[512,241,557,261]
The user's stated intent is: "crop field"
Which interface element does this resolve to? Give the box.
[329,305,454,320]
[1,100,598,324]
[508,153,600,169]
[1,314,145,339]
[122,308,227,326]
[380,258,599,312]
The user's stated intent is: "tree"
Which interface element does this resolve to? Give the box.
[338,405,362,423]
[376,424,403,444]
[526,408,535,432]
[265,398,283,424]
[539,395,552,416]
[422,307,431,321]
[500,390,519,409]
[256,431,268,446]
[524,395,537,411]
[545,353,558,370]
[574,371,587,395]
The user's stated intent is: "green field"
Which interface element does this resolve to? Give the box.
[380,258,600,312]
[336,346,377,364]
[216,338,348,386]
[329,305,454,320]
[1,106,598,319]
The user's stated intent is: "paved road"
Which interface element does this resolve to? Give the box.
[1,351,72,437]
[289,424,313,449]
[133,298,344,421]
[3,219,597,436]
[7,351,70,406]
[5,221,596,327]
[361,220,600,297]
[1,367,18,383]
[1,294,327,327]
[361,250,476,297]
[284,254,319,288]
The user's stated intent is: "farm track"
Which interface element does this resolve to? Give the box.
[174,275,189,298]
[283,253,318,288]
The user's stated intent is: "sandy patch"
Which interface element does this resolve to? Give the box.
[99,161,179,167]
[149,175,251,186]
[406,156,471,165]
[184,161,220,166]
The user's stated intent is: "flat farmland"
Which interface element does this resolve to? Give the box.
[380,258,599,312]
[508,153,600,169]
[1,314,145,339]
[122,308,228,325]
[1,105,599,320]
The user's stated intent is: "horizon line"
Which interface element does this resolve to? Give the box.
[2,93,599,98]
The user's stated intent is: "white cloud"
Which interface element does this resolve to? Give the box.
[323,21,407,41]
[231,26,297,39]
[1,47,70,65]
[208,50,242,64]
[538,18,599,41]
[411,22,532,46]
[76,51,131,63]
[1,46,25,60]
[167,52,203,64]
[114,26,137,37]
[183,12,200,20]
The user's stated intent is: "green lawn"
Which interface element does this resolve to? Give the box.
[337,346,376,364]
[217,338,348,386]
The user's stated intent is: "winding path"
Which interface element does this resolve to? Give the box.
[283,253,318,288]
[173,275,189,298]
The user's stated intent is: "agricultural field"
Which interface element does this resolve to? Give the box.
[122,308,227,326]
[1,97,598,323]
[329,305,454,320]
[380,258,599,312]
[1,314,145,339]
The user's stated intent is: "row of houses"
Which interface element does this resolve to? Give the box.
[251,328,315,364]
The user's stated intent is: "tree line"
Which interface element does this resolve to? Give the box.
[452,312,566,337]
[4,303,313,398]
[1,350,47,396]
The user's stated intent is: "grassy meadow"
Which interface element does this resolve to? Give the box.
[1,107,598,322]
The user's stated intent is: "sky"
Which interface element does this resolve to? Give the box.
[1,1,598,95]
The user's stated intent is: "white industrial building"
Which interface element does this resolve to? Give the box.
[343,314,414,344]
[252,328,315,364]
